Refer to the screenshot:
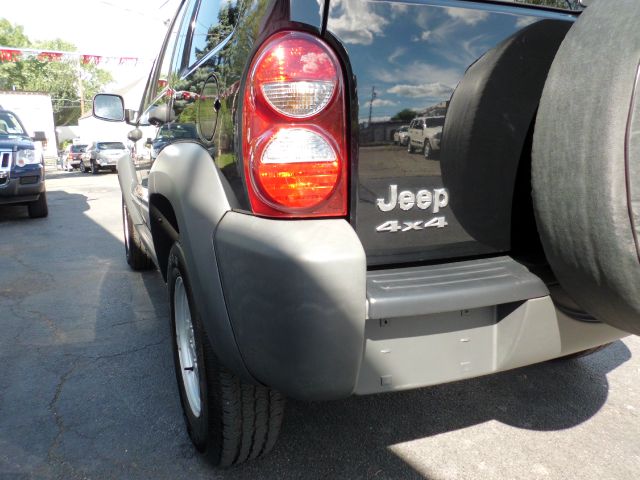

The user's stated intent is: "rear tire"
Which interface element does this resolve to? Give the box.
[122,199,154,270]
[423,140,432,159]
[28,191,48,218]
[168,242,284,467]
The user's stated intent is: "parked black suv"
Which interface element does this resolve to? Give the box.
[93,0,640,467]
[0,108,47,218]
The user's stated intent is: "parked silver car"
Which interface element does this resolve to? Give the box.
[80,141,128,174]
[393,125,409,145]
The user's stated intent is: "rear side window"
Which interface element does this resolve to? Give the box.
[187,0,239,66]
[426,117,445,128]
[97,142,126,150]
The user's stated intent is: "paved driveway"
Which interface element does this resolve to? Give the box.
[1,170,639,480]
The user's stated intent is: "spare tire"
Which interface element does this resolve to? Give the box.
[533,0,640,334]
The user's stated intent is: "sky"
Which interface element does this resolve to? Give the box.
[1,0,182,91]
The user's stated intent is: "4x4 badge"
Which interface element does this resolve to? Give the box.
[375,185,449,233]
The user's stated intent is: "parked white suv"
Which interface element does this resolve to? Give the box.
[407,116,445,159]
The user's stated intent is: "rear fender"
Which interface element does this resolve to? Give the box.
[148,142,253,381]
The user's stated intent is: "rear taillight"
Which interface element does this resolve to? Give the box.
[243,31,347,218]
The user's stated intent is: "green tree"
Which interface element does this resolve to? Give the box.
[391,108,418,122]
[0,19,112,126]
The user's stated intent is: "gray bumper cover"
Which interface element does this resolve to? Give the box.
[215,212,367,401]
[215,214,626,401]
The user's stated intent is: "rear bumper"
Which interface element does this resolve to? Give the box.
[214,213,627,401]
[0,165,45,204]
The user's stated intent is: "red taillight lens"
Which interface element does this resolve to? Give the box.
[243,31,347,218]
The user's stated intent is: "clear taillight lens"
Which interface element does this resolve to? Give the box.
[243,31,347,218]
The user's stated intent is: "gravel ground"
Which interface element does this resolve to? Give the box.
[0,169,639,480]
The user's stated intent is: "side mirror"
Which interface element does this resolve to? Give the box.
[147,104,175,126]
[93,94,125,122]
[32,131,47,142]
[145,138,153,146]
[127,128,143,142]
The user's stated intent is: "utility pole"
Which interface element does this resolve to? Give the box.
[368,86,376,126]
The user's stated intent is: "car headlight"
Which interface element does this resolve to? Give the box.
[15,149,38,167]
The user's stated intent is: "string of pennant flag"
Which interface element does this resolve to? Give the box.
[0,46,151,66]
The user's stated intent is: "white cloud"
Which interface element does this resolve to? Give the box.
[387,47,406,64]
[411,31,433,43]
[444,7,489,26]
[387,83,454,99]
[371,98,397,107]
[516,16,538,28]
[300,52,331,74]
[390,4,409,15]
[327,0,388,46]
[372,62,461,89]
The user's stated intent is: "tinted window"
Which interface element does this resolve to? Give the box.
[70,145,87,153]
[97,142,126,150]
[157,124,197,140]
[187,0,239,66]
[426,117,445,128]
[157,2,191,92]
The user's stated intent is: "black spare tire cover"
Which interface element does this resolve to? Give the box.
[533,0,640,334]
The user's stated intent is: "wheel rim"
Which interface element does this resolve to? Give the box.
[424,143,430,158]
[174,276,201,417]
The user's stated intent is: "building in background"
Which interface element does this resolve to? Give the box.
[0,91,57,162]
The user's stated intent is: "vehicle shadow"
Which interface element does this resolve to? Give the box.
[0,174,632,480]
[225,341,630,479]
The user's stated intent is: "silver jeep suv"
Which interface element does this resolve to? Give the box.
[407,116,445,159]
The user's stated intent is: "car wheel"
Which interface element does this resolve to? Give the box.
[423,140,432,160]
[168,242,284,467]
[407,141,414,153]
[122,199,154,270]
[90,161,99,175]
[27,191,48,219]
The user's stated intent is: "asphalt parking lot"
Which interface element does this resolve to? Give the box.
[1,170,639,480]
